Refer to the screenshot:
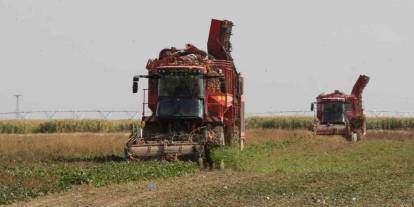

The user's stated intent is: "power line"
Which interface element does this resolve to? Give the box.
[0,110,141,120]
[0,109,413,120]
[14,94,22,119]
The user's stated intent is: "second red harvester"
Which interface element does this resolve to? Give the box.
[311,75,370,141]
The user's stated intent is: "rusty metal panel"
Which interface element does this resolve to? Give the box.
[207,19,233,60]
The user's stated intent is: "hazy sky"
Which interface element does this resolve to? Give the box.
[1,0,414,114]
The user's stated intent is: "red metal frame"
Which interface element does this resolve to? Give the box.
[140,19,244,146]
[314,75,370,136]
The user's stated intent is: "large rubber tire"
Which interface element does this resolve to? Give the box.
[232,127,241,149]
[207,126,225,146]
[205,126,225,169]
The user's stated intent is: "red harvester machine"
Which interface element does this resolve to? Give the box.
[125,19,245,165]
[311,75,370,141]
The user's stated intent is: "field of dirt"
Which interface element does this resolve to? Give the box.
[1,129,414,206]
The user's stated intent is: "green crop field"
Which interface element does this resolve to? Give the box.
[1,117,414,134]
[246,116,414,130]
[0,129,413,206]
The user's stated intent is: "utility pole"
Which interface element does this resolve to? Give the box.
[14,94,22,119]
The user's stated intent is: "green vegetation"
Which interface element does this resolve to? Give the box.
[1,117,414,134]
[207,135,414,206]
[0,160,198,205]
[367,117,414,130]
[0,119,137,134]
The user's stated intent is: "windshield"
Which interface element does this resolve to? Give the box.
[158,74,204,98]
[156,97,203,118]
[321,101,347,124]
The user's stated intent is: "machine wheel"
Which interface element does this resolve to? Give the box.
[207,126,225,146]
[351,132,358,142]
[356,131,364,141]
[233,127,241,149]
[204,126,225,169]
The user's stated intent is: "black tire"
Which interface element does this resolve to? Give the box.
[233,126,241,149]
[204,126,225,169]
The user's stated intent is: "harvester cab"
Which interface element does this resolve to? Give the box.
[125,19,245,166]
[312,75,370,141]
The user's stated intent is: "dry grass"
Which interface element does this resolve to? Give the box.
[0,133,128,163]
[365,130,414,140]
[1,129,412,163]
[0,133,198,205]
[246,128,414,144]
